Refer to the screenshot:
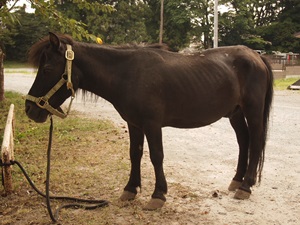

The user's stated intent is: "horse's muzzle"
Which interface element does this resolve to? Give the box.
[25,101,49,123]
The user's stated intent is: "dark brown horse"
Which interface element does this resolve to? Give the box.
[25,32,273,210]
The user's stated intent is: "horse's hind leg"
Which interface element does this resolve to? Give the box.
[228,109,249,191]
[235,102,265,199]
[120,124,144,201]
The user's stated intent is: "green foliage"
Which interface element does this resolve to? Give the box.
[146,0,194,50]
[3,7,50,61]
[0,0,113,61]
[163,1,192,50]
[87,0,151,44]
[242,34,272,50]
[258,21,300,52]
[189,0,214,49]
[1,0,300,62]
[0,1,19,50]
[219,0,300,51]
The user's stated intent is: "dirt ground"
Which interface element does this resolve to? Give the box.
[3,73,300,224]
[71,89,300,225]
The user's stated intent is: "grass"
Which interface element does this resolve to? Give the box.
[3,61,32,69]
[274,77,300,90]
[0,91,130,224]
[0,91,203,225]
[3,61,37,75]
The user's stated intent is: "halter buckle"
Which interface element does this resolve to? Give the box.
[65,49,74,61]
[37,97,49,109]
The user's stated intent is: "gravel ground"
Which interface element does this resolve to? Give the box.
[4,71,300,224]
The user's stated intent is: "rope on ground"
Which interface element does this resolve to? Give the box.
[1,116,109,223]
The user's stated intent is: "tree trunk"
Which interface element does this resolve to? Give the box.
[0,46,5,101]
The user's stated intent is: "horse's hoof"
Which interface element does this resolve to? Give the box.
[228,180,242,191]
[143,198,165,210]
[234,188,251,200]
[120,190,136,201]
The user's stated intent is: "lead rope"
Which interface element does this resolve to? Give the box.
[46,116,56,221]
[46,116,109,222]
[1,116,109,223]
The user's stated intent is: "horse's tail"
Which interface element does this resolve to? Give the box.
[257,56,274,183]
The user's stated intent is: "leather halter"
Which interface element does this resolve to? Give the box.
[26,44,75,119]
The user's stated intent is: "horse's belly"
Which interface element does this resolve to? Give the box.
[163,98,237,128]
[164,112,224,128]
[165,119,218,129]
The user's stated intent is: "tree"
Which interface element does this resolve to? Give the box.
[255,0,300,52]
[146,0,192,50]
[0,0,19,101]
[219,0,300,51]
[98,1,151,44]
[4,5,52,62]
[219,0,257,47]
[164,1,192,50]
[0,0,112,101]
[189,0,215,49]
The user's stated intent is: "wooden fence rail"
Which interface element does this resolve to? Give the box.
[1,104,15,195]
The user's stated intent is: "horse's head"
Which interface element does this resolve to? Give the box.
[25,32,78,123]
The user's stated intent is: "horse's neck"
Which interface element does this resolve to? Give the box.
[75,44,127,102]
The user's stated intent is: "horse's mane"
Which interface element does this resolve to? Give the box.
[28,34,74,67]
[28,32,172,68]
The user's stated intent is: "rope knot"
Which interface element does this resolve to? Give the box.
[0,159,15,167]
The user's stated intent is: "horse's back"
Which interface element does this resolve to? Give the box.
[125,47,242,128]
[115,45,270,129]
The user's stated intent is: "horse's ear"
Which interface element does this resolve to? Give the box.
[49,32,61,50]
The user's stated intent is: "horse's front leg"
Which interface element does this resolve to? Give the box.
[120,124,144,201]
[143,124,167,210]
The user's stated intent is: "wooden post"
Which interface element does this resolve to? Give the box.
[1,104,15,195]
